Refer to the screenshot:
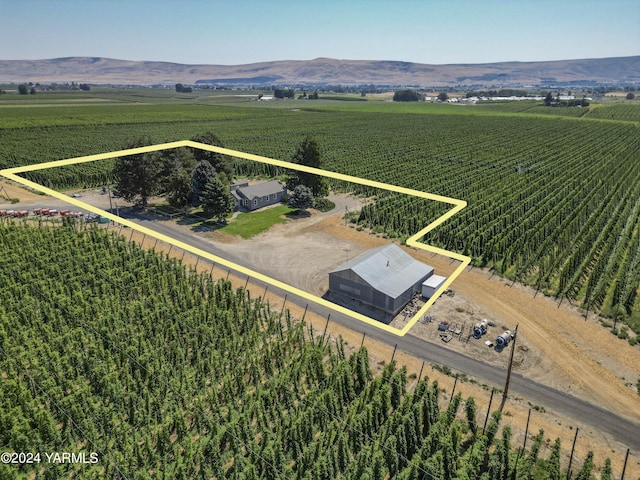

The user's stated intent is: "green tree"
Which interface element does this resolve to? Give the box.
[190,132,234,179]
[113,138,163,207]
[18,84,28,94]
[274,88,294,99]
[626,92,635,100]
[200,174,233,221]
[393,89,421,102]
[191,159,217,207]
[286,136,329,197]
[288,185,314,212]
[437,92,449,102]
[544,92,554,106]
[162,147,197,208]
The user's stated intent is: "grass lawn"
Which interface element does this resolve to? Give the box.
[219,204,297,238]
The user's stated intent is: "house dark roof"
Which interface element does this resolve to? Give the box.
[330,244,434,298]
[233,180,285,201]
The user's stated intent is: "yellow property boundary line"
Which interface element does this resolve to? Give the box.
[0,140,470,337]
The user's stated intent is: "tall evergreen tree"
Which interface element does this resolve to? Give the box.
[162,147,197,208]
[286,136,329,197]
[200,174,234,221]
[288,185,314,212]
[191,159,217,207]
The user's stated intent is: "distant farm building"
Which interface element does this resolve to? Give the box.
[328,244,437,323]
[231,179,287,211]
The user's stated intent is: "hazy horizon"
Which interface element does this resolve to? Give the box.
[1,0,638,66]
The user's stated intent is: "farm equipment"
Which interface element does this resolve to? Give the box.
[495,330,513,352]
[473,319,489,339]
[1,209,29,217]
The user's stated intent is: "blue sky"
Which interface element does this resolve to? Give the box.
[1,0,638,65]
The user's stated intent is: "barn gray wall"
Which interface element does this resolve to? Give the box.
[329,269,415,317]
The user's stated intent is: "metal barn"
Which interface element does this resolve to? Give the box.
[328,244,434,321]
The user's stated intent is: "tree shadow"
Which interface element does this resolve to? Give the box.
[285,209,309,218]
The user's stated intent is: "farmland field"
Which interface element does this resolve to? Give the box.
[0,221,621,479]
[1,89,639,334]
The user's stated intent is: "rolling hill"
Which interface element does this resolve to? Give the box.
[1,55,639,87]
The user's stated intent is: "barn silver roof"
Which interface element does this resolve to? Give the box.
[330,244,434,299]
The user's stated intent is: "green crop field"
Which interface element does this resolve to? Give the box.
[0,221,611,479]
[1,90,639,335]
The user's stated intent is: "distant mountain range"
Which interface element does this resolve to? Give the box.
[1,56,639,87]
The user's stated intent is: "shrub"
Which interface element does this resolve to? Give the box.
[313,197,335,212]
[618,327,629,340]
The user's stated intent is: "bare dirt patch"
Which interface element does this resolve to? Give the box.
[0,179,49,204]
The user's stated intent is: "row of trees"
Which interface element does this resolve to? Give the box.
[393,89,449,102]
[543,92,590,107]
[114,133,330,219]
[113,132,234,219]
[174,83,193,93]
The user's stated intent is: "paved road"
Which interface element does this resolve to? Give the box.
[5,202,639,452]
[131,215,640,452]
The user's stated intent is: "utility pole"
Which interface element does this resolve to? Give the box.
[108,186,114,213]
[499,324,518,412]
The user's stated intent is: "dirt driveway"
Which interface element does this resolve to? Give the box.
[206,193,369,297]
